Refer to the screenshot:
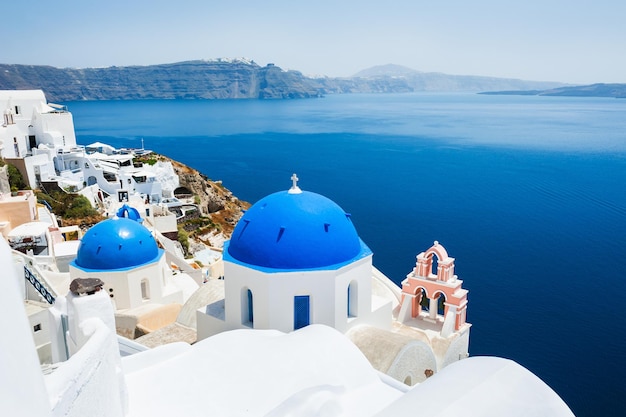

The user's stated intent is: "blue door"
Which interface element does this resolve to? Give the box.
[294,295,310,330]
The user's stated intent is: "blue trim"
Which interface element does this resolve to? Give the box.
[71,249,164,272]
[73,217,160,270]
[224,239,372,273]
[24,266,55,304]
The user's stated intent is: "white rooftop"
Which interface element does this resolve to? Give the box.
[123,325,403,417]
[7,221,50,238]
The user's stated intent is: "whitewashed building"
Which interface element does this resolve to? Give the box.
[0,90,77,188]
[198,177,391,337]
[68,216,198,338]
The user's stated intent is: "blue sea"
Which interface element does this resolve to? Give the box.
[66,93,626,417]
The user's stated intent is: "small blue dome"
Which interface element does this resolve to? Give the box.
[72,217,162,271]
[116,204,143,222]
[226,190,369,270]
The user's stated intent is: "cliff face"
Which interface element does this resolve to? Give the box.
[167,157,249,238]
[0,60,322,102]
[0,60,567,101]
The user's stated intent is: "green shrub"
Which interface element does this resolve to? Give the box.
[65,195,98,218]
[36,191,99,219]
[0,161,29,191]
[177,227,190,256]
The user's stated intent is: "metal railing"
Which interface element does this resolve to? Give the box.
[24,265,55,304]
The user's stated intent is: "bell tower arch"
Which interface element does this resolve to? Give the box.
[398,241,469,333]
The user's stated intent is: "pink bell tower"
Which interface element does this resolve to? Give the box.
[399,241,469,333]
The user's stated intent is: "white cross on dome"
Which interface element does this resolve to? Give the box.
[288,173,302,194]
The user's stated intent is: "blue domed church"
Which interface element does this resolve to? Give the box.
[69,217,184,312]
[196,176,475,386]
[197,176,392,337]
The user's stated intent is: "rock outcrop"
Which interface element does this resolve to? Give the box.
[167,157,249,238]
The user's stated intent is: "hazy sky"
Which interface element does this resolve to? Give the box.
[3,1,625,84]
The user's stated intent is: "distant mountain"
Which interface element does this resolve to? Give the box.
[0,60,568,101]
[351,64,565,92]
[480,83,626,98]
[353,64,420,78]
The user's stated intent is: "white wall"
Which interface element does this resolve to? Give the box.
[1,90,76,160]
[24,153,53,188]
[218,254,387,336]
[0,239,52,417]
[69,256,183,311]
[45,317,127,417]
[36,112,77,148]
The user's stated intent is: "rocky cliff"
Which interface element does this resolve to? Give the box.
[164,156,249,251]
[0,60,321,102]
[169,157,249,229]
[0,60,567,101]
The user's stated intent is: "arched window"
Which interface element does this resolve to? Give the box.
[140,279,150,300]
[435,292,447,316]
[347,281,358,318]
[294,295,310,330]
[241,287,254,326]
[247,289,254,324]
[429,253,440,276]
[419,288,429,312]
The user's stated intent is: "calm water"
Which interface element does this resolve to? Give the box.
[67,93,626,417]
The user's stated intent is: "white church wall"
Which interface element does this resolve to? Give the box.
[97,272,132,310]
[70,257,182,311]
[70,266,133,310]
[223,254,386,335]
[332,256,375,333]
[124,263,184,309]
[224,261,335,332]
[265,269,337,332]
[224,261,257,328]
[127,270,150,309]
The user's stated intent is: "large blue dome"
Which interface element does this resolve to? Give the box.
[225,190,370,270]
[72,217,162,271]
